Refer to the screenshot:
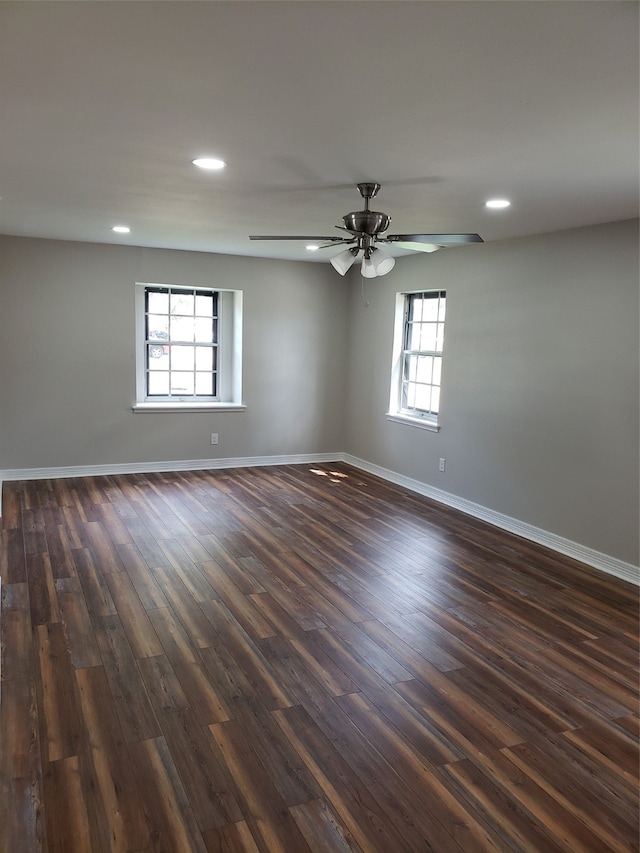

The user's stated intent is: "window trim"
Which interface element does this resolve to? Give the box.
[133,282,244,413]
[386,289,446,432]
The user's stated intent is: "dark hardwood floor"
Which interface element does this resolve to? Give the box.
[1,463,638,852]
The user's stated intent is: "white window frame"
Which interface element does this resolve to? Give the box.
[133,282,244,413]
[387,289,446,432]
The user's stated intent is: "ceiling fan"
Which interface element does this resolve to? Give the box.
[250,182,483,277]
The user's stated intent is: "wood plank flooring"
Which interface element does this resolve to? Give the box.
[1,463,638,852]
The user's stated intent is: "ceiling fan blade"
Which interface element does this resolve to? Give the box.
[386,233,484,244]
[317,239,355,249]
[385,241,441,253]
[249,235,346,242]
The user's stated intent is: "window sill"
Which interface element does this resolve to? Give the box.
[385,412,440,432]
[132,403,246,413]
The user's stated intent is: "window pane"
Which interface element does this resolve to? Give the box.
[171,345,194,370]
[171,316,195,342]
[435,323,445,351]
[438,297,446,321]
[432,356,442,386]
[195,346,213,371]
[414,384,432,412]
[148,372,169,394]
[171,372,194,395]
[405,383,416,409]
[422,296,439,322]
[407,323,421,350]
[431,385,441,412]
[148,291,169,314]
[171,292,194,316]
[195,294,214,316]
[416,356,433,384]
[420,323,437,351]
[148,345,168,367]
[195,373,213,395]
[148,315,169,338]
[195,317,214,342]
[410,297,423,322]
[406,355,418,382]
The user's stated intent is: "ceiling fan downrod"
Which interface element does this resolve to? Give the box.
[356,182,381,209]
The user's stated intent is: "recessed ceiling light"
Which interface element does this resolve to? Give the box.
[192,157,226,171]
[112,225,130,233]
[306,245,320,251]
[485,199,511,209]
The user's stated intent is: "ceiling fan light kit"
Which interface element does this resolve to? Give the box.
[250,182,483,278]
[330,246,359,276]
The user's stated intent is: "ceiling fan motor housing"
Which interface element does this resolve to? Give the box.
[342,210,391,236]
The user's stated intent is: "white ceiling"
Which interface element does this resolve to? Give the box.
[1,1,638,263]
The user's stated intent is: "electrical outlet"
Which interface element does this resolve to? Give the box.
[210,433,219,445]
[438,457,446,472]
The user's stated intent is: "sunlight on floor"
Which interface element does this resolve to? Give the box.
[310,468,349,484]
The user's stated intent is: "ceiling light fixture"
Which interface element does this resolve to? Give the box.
[192,157,226,171]
[112,225,130,233]
[369,247,395,276]
[330,243,397,279]
[485,198,511,209]
[330,247,359,275]
[305,245,320,251]
[359,244,396,278]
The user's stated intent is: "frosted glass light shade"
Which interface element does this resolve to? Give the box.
[330,248,358,275]
[372,250,395,275]
[361,256,377,278]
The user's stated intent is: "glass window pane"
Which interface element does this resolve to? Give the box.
[195,346,213,371]
[422,296,439,322]
[195,317,214,342]
[170,372,194,395]
[402,355,410,381]
[148,372,169,394]
[148,291,169,314]
[432,356,442,386]
[416,356,433,384]
[407,323,421,350]
[148,315,169,338]
[195,373,213,395]
[420,323,437,351]
[195,294,214,317]
[438,297,446,321]
[405,383,416,409]
[171,345,194,370]
[407,355,418,382]
[411,297,423,322]
[415,384,432,412]
[171,316,195,342]
[435,323,445,351]
[431,385,441,412]
[148,345,167,367]
[171,292,194,316]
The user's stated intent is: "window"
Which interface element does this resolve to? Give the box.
[134,283,244,411]
[388,290,446,430]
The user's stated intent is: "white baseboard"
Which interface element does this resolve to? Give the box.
[1,452,637,587]
[343,454,640,587]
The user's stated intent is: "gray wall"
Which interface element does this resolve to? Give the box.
[344,219,639,566]
[1,220,638,566]
[0,236,348,468]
